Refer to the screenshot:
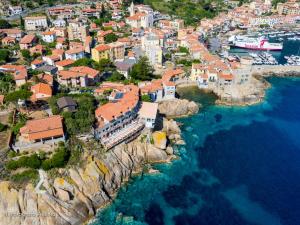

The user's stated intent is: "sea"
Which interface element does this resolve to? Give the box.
[91,76,300,225]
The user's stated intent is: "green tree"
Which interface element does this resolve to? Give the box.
[5,89,32,103]
[130,57,154,81]
[73,58,94,67]
[21,49,31,61]
[0,49,11,63]
[108,71,125,82]
[0,123,6,132]
[141,94,152,102]
[0,19,11,29]
[104,33,118,43]
[41,146,70,170]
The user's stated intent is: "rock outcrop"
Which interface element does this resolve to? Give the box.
[158,99,199,118]
[0,140,173,225]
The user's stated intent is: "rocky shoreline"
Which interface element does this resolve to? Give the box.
[0,98,197,225]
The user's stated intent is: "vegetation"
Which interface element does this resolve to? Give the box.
[62,95,96,135]
[0,19,12,29]
[141,0,217,25]
[130,57,155,81]
[0,49,11,64]
[49,94,96,135]
[21,49,31,62]
[178,46,189,54]
[41,145,70,170]
[5,89,32,103]
[0,73,15,94]
[10,169,39,184]
[141,94,152,102]
[104,33,119,43]
[6,143,70,171]
[0,122,7,132]
[107,71,125,82]
[6,153,42,170]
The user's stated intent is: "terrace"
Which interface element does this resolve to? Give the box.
[101,119,145,149]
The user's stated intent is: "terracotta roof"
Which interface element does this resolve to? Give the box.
[0,64,27,81]
[38,73,53,85]
[58,70,87,79]
[69,66,99,78]
[95,85,139,123]
[31,59,44,65]
[162,68,184,82]
[20,115,64,141]
[65,47,84,55]
[127,12,146,21]
[94,44,110,52]
[55,59,75,67]
[20,35,36,44]
[30,83,52,101]
[42,31,56,35]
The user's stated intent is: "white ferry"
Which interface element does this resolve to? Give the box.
[229,36,283,51]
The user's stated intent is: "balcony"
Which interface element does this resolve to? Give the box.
[101,120,145,150]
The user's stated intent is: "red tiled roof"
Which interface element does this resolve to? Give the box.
[20,115,64,141]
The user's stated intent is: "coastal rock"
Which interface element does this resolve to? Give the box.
[166,146,174,155]
[163,118,181,135]
[0,138,174,225]
[152,131,167,149]
[146,145,168,162]
[158,99,199,118]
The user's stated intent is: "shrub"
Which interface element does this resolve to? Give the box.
[6,153,42,170]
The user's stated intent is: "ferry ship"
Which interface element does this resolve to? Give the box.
[229,36,283,51]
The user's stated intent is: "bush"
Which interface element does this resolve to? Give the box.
[0,123,6,132]
[41,146,70,170]
[11,169,38,184]
[6,153,42,170]
[141,95,152,102]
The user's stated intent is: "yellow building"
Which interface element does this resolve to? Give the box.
[92,44,111,62]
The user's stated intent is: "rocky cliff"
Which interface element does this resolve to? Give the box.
[158,99,199,118]
[0,121,181,225]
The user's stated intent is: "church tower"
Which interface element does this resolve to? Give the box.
[129,1,135,16]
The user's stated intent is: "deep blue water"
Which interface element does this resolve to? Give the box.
[92,77,300,225]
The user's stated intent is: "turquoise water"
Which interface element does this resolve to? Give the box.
[92,77,300,225]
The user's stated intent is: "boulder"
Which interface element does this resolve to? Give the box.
[166,146,174,155]
[147,145,168,162]
[152,131,167,150]
[158,99,199,118]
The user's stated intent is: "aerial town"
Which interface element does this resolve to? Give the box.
[0,0,299,224]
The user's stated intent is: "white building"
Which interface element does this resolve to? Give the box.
[24,16,48,31]
[42,31,56,43]
[141,33,163,66]
[65,48,85,60]
[126,2,154,28]
[139,102,158,129]
[52,19,66,28]
[9,6,22,15]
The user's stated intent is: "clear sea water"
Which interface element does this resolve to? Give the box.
[92,77,300,225]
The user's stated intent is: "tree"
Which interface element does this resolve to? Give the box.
[94,58,115,71]
[0,19,11,29]
[0,123,6,132]
[130,57,154,81]
[20,16,25,30]
[141,94,152,102]
[73,58,94,67]
[0,49,11,63]
[104,33,118,43]
[107,71,125,82]
[21,49,31,61]
[5,89,32,103]
[41,146,70,170]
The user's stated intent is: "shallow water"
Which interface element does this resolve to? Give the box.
[92,77,300,225]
